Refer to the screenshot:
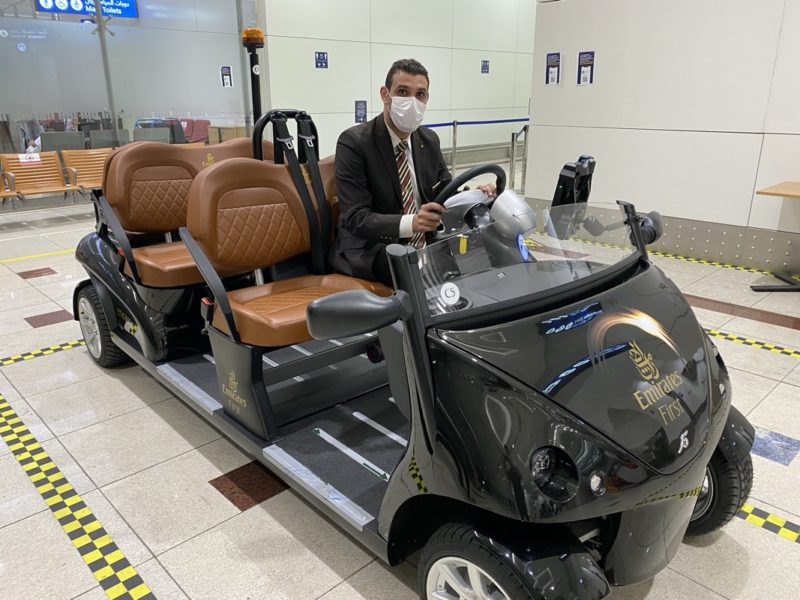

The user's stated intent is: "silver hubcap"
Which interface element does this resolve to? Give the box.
[426,557,511,600]
[692,468,715,521]
[78,296,102,359]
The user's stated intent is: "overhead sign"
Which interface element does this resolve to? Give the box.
[36,0,139,19]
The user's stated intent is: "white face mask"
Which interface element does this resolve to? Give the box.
[389,96,426,134]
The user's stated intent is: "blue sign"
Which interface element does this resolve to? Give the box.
[315,51,328,69]
[16,42,27,52]
[354,100,367,124]
[481,60,490,74]
[36,0,139,19]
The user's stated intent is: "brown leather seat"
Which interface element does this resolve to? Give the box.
[104,137,273,287]
[187,157,391,347]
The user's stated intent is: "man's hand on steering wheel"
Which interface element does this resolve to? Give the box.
[476,183,497,199]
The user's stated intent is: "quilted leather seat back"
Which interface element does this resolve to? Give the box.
[186,158,311,277]
[103,138,274,233]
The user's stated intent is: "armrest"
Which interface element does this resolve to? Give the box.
[96,194,140,282]
[178,227,240,343]
[67,167,78,186]
[3,171,15,191]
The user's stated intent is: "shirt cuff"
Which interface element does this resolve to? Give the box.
[399,214,415,239]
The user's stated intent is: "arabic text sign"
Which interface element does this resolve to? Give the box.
[36,0,139,19]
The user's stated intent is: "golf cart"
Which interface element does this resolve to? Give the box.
[73,111,754,600]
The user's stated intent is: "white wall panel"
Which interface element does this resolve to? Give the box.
[516,0,536,53]
[266,37,371,114]
[309,113,368,157]
[264,0,370,42]
[452,0,520,53]
[369,44,453,111]
[764,0,800,134]
[424,109,455,149]
[370,0,454,48]
[453,108,516,146]
[748,134,800,234]
[195,0,239,34]
[525,126,763,227]
[532,0,784,132]
[134,0,199,32]
[513,53,533,108]
[451,50,516,111]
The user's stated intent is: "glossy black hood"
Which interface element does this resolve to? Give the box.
[439,264,711,475]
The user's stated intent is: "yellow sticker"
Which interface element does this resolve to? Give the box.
[459,235,467,255]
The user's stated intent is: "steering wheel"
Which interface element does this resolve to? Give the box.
[434,163,507,205]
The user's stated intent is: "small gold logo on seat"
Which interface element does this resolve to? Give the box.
[202,153,215,168]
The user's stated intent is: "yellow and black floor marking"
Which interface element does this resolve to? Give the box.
[0,394,155,599]
[408,457,428,494]
[705,329,800,360]
[0,340,85,366]
[738,503,800,544]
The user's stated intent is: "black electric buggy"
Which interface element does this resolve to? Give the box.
[73,110,754,600]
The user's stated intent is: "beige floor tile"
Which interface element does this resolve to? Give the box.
[133,559,190,600]
[650,255,721,277]
[752,292,800,319]
[784,364,800,387]
[60,397,220,487]
[101,438,249,555]
[610,567,725,600]
[35,277,84,302]
[690,307,733,330]
[41,228,90,250]
[683,277,769,308]
[0,235,64,260]
[724,316,800,351]
[2,249,79,274]
[710,336,797,381]
[0,437,94,528]
[662,269,707,290]
[747,383,800,440]
[0,270,32,291]
[0,300,65,337]
[748,454,800,519]
[670,516,800,599]
[0,285,52,312]
[319,560,418,600]
[26,260,87,286]
[159,490,372,600]
[0,510,99,600]
[0,319,82,358]
[698,268,772,286]
[79,489,152,566]
[2,344,103,396]
[728,367,780,416]
[27,366,172,436]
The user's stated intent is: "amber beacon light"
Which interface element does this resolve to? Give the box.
[242,27,265,120]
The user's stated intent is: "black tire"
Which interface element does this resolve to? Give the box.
[76,285,129,368]
[418,523,536,600]
[686,449,753,536]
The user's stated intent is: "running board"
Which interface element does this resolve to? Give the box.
[157,363,222,416]
[262,445,375,530]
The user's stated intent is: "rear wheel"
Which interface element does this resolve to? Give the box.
[686,449,753,536]
[418,523,534,600]
[77,285,128,368]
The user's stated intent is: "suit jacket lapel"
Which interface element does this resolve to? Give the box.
[373,116,403,208]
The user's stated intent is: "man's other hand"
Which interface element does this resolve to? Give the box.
[477,183,497,199]
[412,202,444,232]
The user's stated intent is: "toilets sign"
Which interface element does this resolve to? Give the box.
[36,0,139,19]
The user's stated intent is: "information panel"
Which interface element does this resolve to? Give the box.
[36,0,139,19]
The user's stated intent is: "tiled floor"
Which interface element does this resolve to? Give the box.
[0,200,799,600]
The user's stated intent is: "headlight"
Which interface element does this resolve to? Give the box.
[530,446,579,503]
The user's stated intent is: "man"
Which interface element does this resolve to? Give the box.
[332,58,495,285]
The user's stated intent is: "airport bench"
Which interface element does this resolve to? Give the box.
[61,148,113,194]
[0,151,73,205]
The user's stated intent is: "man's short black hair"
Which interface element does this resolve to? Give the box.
[385,59,429,90]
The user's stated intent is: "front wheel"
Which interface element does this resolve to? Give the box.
[76,285,129,368]
[418,523,534,600]
[686,449,753,536]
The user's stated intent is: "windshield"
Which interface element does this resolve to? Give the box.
[418,202,639,318]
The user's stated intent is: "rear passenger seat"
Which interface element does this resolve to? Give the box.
[102,138,273,288]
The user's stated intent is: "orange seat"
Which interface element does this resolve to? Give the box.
[187,157,391,346]
[0,151,73,199]
[61,148,113,192]
[104,137,273,288]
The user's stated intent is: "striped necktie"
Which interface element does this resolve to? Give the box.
[395,140,425,248]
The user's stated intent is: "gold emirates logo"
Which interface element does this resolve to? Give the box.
[221,369,247,415]
[588,309,686,426]
[201,153,215,168]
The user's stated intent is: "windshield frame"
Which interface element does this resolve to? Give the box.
[390,201,648,331]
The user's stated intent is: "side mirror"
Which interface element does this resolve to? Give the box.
[640,211,664,245]
[306,290,407,340]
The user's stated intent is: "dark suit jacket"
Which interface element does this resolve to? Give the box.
[331,115,452,280]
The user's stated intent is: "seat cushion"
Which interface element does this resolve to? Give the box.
[123,241,204,288]
[213,274,392,347]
